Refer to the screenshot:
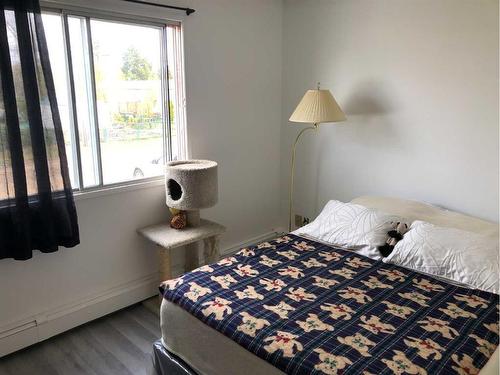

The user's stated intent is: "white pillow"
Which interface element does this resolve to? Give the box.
[384,220,499,294]
[293,200,408,260]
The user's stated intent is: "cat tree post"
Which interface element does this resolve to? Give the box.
[186,210,200,226]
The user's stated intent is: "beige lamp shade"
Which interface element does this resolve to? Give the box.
[289,89,346,124]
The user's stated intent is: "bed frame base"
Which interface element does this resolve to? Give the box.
[151,340,199,375]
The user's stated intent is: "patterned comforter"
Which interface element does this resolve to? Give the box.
[160,234,499,375]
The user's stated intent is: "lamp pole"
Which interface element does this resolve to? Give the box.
[288,123,319,232]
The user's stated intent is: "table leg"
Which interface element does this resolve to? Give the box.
[185,242,199,272]
[203,235,220,264]
[158,247,172,282]
[142,246,171,316]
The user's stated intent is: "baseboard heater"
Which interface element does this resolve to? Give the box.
[0,273,159,357]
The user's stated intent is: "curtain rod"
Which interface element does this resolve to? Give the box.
[122,0,195,15]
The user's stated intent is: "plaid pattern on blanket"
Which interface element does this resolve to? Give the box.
[161,234,499,375]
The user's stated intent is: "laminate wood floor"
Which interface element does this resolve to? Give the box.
[0,304,160,375]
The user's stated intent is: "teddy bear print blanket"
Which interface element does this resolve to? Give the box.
[160,234,499,375]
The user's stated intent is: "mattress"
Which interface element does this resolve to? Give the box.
[160,299,283,375]
[160,234,499,375]
[160,299,499,375]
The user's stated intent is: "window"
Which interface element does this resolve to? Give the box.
[41,11,185,191]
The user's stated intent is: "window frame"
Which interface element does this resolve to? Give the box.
[41,5,185,196]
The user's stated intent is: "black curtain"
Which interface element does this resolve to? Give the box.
[0,0,79,260]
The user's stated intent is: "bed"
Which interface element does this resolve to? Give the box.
[152,196,499,375]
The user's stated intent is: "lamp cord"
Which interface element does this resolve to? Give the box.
[288,124,318,232]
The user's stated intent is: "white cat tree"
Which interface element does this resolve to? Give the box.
[138,160,225,282]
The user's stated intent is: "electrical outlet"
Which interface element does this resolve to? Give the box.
[294,214,303,227]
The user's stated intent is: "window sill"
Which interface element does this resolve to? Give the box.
[73,177,164,202]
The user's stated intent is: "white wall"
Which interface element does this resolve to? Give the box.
[0,0,283,355]
[281,0,499,224]
[181,0,283,243]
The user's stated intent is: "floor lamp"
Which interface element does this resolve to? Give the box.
[288,84,346,231]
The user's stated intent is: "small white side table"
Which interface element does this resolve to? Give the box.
[138,219,226,282]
